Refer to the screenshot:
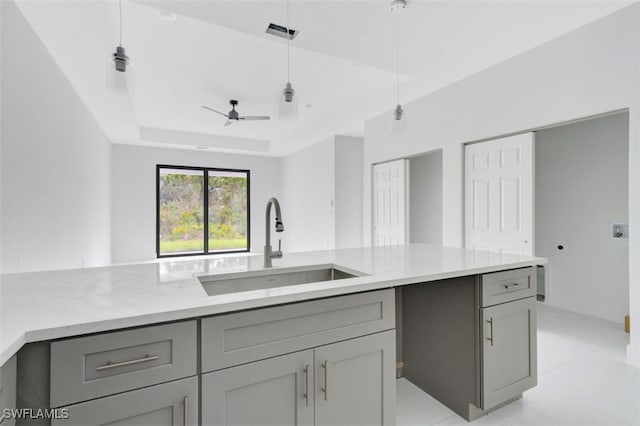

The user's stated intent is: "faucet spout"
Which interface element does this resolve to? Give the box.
[264,197,284,268]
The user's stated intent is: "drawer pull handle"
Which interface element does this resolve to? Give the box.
[503,282,521,289]
[303,364,310,406]
[486,318,494,346]
[321,360,329,401]
[183,395,188,426]
[96,354,159,371]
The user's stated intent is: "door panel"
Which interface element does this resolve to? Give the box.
[314,330,395,426]
[481,297,537,409]
[202,350,314,426]
[465,133,533,255]
[52,377,197,426]
[373,159,408,246]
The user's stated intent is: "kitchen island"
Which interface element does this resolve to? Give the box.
[0,244,546,425]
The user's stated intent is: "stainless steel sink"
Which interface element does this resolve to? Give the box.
[197,264,365,296]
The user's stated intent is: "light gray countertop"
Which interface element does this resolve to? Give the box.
[0,244,546,365]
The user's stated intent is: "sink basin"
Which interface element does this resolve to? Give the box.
[197,264,365,296]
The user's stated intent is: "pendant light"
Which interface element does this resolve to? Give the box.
[389,0,406,134]
[279,0,298,119]
[107,0,135,95]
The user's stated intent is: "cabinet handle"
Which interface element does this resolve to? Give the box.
[321,360,329,401]
[96,354,159,371]
[503,282,521,289]
[303,365,310,406]
[486,318,494,346]
[183,395,188,426]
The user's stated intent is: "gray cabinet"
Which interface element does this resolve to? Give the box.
[50,321,197,407]
[481,297,537,410]
[401,268,538,421]
[17,290,395,426]
[201,289,395,373]
[202,330,396,426]
[52,376,197,426]
[314,331,396,426]
[0,355,17,426]
[202,350,314,426]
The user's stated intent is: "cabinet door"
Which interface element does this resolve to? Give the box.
[202,350,314,426]
[314,330,396,426]
[52,376,197,426]
[0,355,17,426]
[481,297,537,409]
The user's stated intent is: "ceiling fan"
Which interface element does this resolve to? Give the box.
[201,100,270,126]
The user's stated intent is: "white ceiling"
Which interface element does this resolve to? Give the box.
[15,0,632,156]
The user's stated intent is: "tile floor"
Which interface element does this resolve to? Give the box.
[396,302,639,426]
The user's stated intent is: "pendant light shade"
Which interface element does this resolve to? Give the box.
[279,81,298,119]
[107,0,135,95]
[279,0,298,119]
[390,104,406,133]
[389,0,406,134]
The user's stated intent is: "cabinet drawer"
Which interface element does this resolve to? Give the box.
[201,289,395,372]
[50,321,197,407]
[52,376,198,426]
[481,267,536,307]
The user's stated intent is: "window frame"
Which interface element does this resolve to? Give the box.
[156,164,251,258]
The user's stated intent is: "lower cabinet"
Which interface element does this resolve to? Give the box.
[52,376,198,426]
[314,331,396,426]
[481,296,537,410]
[401,269,538,421]
[202,350,314,426]
[0,355,17,426]
[202,330,396,426]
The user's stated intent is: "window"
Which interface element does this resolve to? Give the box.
[156,165,250,257]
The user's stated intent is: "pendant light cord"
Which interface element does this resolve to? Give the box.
[286,0,291,83]
[119,0,123,46]
[396,5,400,105]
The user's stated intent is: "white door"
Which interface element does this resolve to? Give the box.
[464,133,533,255]
[372,159,408,246]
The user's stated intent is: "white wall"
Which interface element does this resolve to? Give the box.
[335,136,364,249]
[409,150,443,245]
[0,0,4,275]
[281,137,335,252]
[0,1,111,273]
[281,135,364,252]
[536,113,629,323]
[364,4,640,365]
[111,144,281,263]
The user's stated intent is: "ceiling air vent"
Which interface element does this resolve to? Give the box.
[266,23,299,40]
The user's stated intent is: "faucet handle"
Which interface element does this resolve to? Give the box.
[278,239,282,252]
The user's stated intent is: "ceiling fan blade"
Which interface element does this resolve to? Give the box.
[224,119,234,126]
[201,106,229,118]
[239,116,271,121]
